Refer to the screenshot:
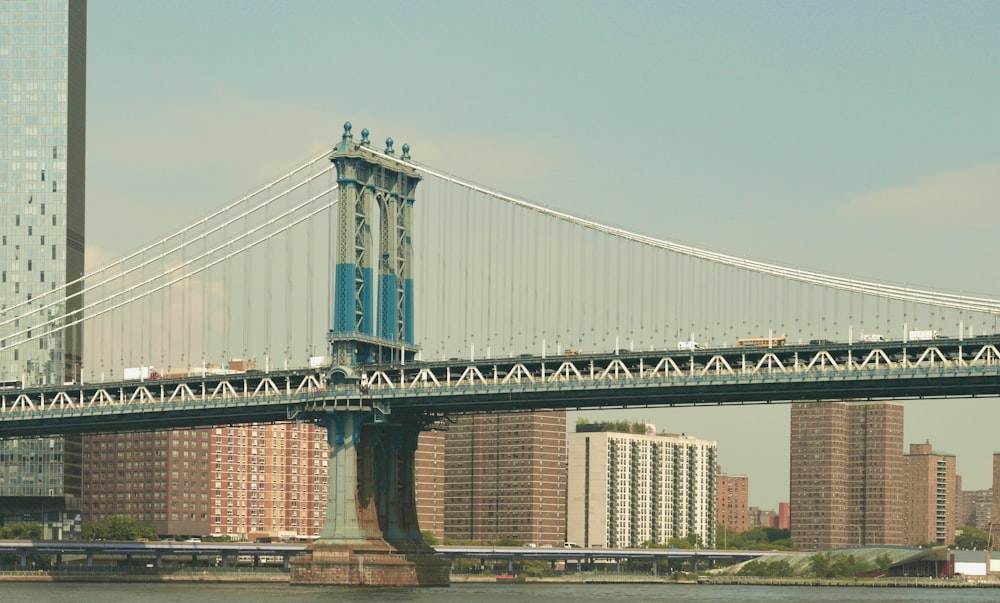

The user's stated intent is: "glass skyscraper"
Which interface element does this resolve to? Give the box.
[0,0,86,532]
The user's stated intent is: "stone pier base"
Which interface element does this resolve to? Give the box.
[290,540,449,587]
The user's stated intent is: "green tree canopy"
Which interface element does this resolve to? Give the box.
[0,522,42,539]
[575,419,651,434]
[808,552,874,578]
[737,559,794,577]
[667,537,695,549]
[873,553,893,574]
[718,525,796,551]
[955,526,989,550]
[81,516,157,541]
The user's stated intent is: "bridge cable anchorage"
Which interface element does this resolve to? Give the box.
[361,145,1000,316]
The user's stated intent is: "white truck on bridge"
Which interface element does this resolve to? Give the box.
[123,366,161,380]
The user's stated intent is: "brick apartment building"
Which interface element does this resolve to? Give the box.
[435,410,566,546]
[904,441,956,546]
[82,421,327,540]
[790,401,905,550]
[717,470,750,533]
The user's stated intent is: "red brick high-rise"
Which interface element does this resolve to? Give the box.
[992,454,1000,529]
[413,430,445,543]
[774,502,790,530]
[717,470,750,534]
[82,422,328,540]
[904,441,956,546]
[82,429,211,536]
[958,488,992,530]
[790,401,905,551]
[440,410,566,546]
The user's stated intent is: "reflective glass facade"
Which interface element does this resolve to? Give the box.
[0,0,85,507]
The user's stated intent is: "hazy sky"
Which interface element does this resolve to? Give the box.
[86,1,1000,509]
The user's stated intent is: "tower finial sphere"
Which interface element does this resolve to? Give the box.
[344,121,352,134]
[386,137,393,148]
[361,128,369,138]
[402,143,410,154]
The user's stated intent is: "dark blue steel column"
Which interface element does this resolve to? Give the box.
[373,424,423,544]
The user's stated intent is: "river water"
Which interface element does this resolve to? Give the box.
[0,582,997,603]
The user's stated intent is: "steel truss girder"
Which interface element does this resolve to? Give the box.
[6,340,1000,435]
[351,338,1000,399]
[0,372,324,415]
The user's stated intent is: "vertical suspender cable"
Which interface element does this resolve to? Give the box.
[159,239,166,371]
[306,178,314,363]
[265,179,273,367]
[288,184,296,365]
[243,207,251,363]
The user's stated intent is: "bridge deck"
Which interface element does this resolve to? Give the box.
[0,337,998,436]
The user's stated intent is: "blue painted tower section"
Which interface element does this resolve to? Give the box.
[401,196,416,345]
[404,278,415,344]
[361,266,375,337]
[333,264,357,334]
[379,273,399,342]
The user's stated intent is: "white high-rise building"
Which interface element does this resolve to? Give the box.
[567,426,717,549]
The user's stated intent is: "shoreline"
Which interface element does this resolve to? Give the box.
[453,574,1000,588]
[0,570,289,583]
[1,570,999,588]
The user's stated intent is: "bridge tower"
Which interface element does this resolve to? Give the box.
[292,124,447,587]
[327,122,420,372]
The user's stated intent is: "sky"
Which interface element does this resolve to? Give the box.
[85,1,1000,509]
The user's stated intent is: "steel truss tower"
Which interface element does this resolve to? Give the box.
[328,122,420,372]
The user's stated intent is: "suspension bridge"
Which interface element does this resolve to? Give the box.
[2,122,1000,585]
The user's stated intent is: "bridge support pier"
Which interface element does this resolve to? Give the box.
[291,411,448,587]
